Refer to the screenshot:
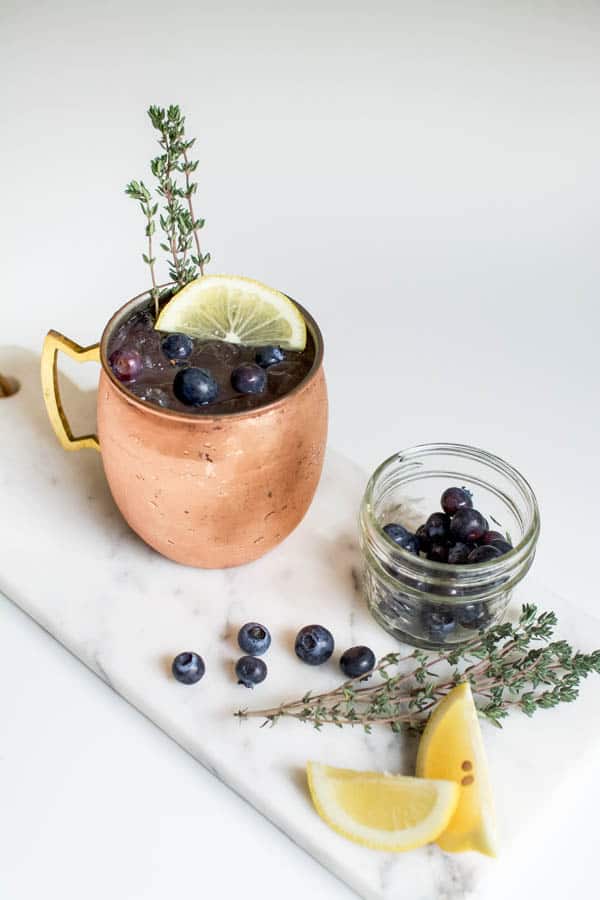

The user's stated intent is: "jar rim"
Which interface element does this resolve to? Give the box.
[361,442,540,586]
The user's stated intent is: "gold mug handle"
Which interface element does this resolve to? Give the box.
[41,330,101,452]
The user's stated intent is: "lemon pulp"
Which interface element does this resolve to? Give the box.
[307,762,459,852]
[155,274,307,351]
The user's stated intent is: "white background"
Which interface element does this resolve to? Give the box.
[2,1,600,898]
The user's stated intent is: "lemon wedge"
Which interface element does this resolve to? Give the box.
[416,682,498,856]
[155,274,307,350]
[306,762,459,852]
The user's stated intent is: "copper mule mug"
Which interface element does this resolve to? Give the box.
[41,287,328,568]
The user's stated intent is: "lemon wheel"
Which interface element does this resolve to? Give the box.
[155,275,307,350]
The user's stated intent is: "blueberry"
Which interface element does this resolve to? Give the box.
[109,348,143,383]
[457,602,492,630]
[173,367,219,406]
[490,539,513,555]
[231,363,267,395]
[449,508,488,543]
[447,542,470,564]
[237,622,271,656]
[427,542,449,563]
[383,523,419,555]
[294,624,334,665]
[482,530,505,545]
[161,332,194,362]
[255,346,285,368]
[235,655,267,688]
[340,646,376,679]
[172,651,205,685]
[424,512,451,543]
[441,486,473,516]
[421,606,456,641]
[415,524,430,553]
[468,544,503,563]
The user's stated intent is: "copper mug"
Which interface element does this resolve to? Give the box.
[41,286,328,568]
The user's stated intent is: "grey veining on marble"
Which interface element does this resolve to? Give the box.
[2,347,600,900]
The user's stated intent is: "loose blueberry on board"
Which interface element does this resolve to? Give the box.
[137,386,170,408]
[424,512,451,543]
[161,332,194,362]
[449,508,488,544]
[421,606,456,641]
[490,538,513,555]
[231,363,267,395]
[468,544,503,563]
[255,345,285,368]
[383,523,419,555]
[448,542,471,564]
[173,367,219,406]
[109,348,143,383]
[340,646,376,679]
[172,651,205,685]
[457,602,492,630]
[415,524,430,553]
[441,486,473,516]
[235,655,268,688]
[295,624,335,665]
[482,530,505,545]
[427,542,449,563]
[237,622,272,656]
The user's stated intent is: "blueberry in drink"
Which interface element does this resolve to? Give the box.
[161,332,194,362]
[106,298,315,414]
[109,348,142,383]
[174,367,219,406]
[255,346,285,367]
[231,363,267,395]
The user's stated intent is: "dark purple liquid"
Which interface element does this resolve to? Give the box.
[107,302,316,414]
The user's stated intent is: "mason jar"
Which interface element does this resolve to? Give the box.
[359,443,540,649]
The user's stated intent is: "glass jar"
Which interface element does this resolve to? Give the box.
[359,443,540,649]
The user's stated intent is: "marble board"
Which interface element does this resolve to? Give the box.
[2,347,600,900]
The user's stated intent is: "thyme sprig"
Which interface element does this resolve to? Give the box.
[124,180,159,315]
[236,605,600,734]
[126,104,209,313]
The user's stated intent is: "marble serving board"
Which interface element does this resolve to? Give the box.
[2,347,600,900]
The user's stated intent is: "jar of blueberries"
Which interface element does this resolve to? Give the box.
[359,443,540,649]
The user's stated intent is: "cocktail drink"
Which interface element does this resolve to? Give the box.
[42,105,328,568]
[107,280,316,415]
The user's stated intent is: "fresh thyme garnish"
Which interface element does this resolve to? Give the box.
[236,605,600,733]
[125,104,209,315]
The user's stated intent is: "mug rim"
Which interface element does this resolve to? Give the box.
[100,280,325,422]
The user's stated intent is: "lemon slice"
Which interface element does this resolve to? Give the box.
[416,682,498,856]
[307,762,459,852]
[155,275,307,350]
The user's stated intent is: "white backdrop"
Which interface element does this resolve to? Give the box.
[2,2,600,898]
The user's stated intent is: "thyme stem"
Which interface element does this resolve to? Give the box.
[236,605,600,734]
